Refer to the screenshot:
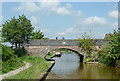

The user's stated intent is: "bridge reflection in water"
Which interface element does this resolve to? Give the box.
[46,52,120,79]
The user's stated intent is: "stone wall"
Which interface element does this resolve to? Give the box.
[25,39,108,46]
[24,45,84,58]
[24,39,108,62]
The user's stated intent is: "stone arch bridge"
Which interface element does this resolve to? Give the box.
[24,39,107,62]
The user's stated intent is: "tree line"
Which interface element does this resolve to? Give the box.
[1,14,48,73]
[2,14,47,49]
[78,30,120,67]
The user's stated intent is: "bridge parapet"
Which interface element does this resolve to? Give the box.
[25,39,107,46]
[25,39,79,46]
[24,39,108,59]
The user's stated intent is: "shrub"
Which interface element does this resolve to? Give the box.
[78,32,95,57]
[2,45,17,62]
[14,47,26,57]
[2,58,24,73]
[2,45,24,73]
[98,30,120,66]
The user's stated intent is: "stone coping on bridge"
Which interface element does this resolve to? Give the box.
[26,39,107,42]
[25,39,108,46]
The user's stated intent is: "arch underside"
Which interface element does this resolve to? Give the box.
[24,45,84,62]
[47,47,84,62]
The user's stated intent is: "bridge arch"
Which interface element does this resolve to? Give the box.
[46,47,84,62]
[24,39,107,63]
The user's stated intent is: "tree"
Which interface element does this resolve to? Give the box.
[99,30,120,66]
[78,32,95,59]
[32,30,44,39]
[2,14,34,48]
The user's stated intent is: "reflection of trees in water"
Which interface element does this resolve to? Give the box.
[79,63,84,70]
[77,63,120,79]
[47,53,120,79]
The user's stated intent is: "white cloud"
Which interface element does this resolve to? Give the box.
[57,32,65,35]
[13,2,40,14]
[66,3,72,9]
[82,17,107,25]
[108,10,118,19]
[66,17,107,33]
[65,16,113,39]
[13,2,72,15]
[39,1,59,9]
[66,27,74,33]
[66,27,83,33]
[30,16,38,26]
[41,28,51,33]
[40,2,72,15]
[51,6,71,15]
[75,10,83,17]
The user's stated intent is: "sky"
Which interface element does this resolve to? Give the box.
[0,1,118,39]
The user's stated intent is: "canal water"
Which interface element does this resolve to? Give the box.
[46,52,120,79]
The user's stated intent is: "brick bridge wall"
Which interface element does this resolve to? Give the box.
[24,45,84,58]
[24,39,108,59]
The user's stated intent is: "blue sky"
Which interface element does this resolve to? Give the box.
[1,2,118,39]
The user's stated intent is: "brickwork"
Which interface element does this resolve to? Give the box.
[24,39,108,62]
[24,45,84,58]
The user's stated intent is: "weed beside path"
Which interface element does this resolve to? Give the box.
[5,55,50,79]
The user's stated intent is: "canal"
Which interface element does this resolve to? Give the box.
[46,52,120,79]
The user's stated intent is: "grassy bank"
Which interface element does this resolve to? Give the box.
[2,45,25,74]
[5,55,50,79]
[45,52,55,59]
[2,57,24,74]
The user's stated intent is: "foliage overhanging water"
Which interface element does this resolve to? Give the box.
[46,52,120,79]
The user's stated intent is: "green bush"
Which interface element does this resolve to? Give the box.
[2,45,17,62]
[2,58,24,73]
[2,45,24,73]
[99,52,116,66]
[84,57,94,62]
[98,30,120,66]
[14,47,26,57]
[78,32,95,57]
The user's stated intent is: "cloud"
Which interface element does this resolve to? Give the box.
[66,27,84,33]
[41,28,51,33]
[40,2,72,15]
[30,16,38,26]
[13,2,40,14]
[65,16,112,39]
[51,6,71,15]
[75,10,83,17]
[57,32,65,35]
[39,0,59,9]
[82,17,107,25]
[108,10,118,19]
[66,3,72,9]
[66,27,75,33]
[13,2,72,15]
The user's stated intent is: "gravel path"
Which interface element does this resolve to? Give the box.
[0,61,32,80]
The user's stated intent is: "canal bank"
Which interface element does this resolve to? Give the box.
[4,55,52,79]
[40,61,55,81]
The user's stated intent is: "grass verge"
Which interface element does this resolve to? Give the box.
[45,52,55,59]
[5,55,50,79]
[2,57,24,74]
